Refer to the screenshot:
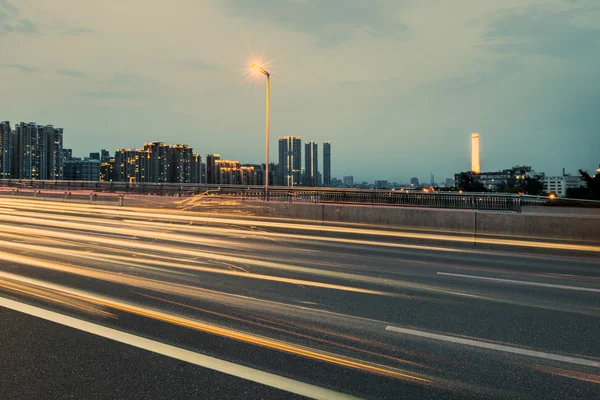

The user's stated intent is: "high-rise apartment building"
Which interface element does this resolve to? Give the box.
[111,144,198,183]
[214,159,240,185]
[304,141,319,187]
[144,142,170,183]
[343,175,354,187]
[278,136,302,186]
[100,157,115,182]
[206,154,221,184]
[192,153,201,184]
[0,121,13,179]
[51,127,64,180]
[169,144,194,183]
[323,141,331,187]
[12,122,63,180]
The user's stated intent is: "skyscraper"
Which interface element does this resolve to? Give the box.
[191,153,201,184]
[206,154,220,184]
[278,136,302,186]
[304,141,319,187]
[51,127,64,180]
[144,142,170,182]
[471,133,480,174]
[169,144,194,183]
[323,141,331,187]
[12,122,63,180]
[0,121,13,179]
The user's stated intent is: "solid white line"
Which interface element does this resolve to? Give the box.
[0,297,358,400]
[436,272,600,293]
[385,325,600,368]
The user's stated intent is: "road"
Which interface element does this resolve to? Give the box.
[0,196,598,399]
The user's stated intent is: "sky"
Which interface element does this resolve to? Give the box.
[1,0,599,183]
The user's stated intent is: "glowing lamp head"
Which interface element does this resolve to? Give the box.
[249,61,269,77]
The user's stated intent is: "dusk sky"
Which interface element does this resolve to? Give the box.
[1,0,598,183]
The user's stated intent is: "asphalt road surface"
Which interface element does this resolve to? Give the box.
[0,196,599,399]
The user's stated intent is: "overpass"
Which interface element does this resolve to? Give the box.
[0,192,599,399]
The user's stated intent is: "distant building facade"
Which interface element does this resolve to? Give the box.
[543,174,582,197]
[64,158,100,181]
[343,175,354,187]
[323,141,331,187]
[278,136,302,186]
[304,141,318,187]
[0,121,13,179]
[9,122,64,180]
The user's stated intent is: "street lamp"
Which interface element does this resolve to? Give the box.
[251,63,270,200]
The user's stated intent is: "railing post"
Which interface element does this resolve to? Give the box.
[119,194,124,207]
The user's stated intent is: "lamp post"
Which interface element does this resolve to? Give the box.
[251,63,270,200]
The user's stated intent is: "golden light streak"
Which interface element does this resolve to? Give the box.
[1,196,597,252]
[136,292,428,369]
[0,240,394,297]
[0,278,115,318]
[4,195,600,248]
[0,271,431,384]
[2,222,599,317]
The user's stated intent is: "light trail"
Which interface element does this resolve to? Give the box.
[0,297,360,400]
[1,197,598,252]
[0,242,395,297]
[1,220,598,316]
[0,271,432,384]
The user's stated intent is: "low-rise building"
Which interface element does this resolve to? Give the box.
[543,175,582,197]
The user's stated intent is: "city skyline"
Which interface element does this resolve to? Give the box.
[1,1,599,182]
[1,119,595,187]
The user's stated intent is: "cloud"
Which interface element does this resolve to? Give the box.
[0,0,41,35]
[0,0,18,16]
[217,0,408,47]
[482,3,600,59]
[57,69,87,78]
[60,27,95,35]
[4,64,41,73]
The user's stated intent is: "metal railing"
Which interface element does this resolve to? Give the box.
[0,179,529,212]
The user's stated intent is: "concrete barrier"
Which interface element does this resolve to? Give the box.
[475,212,600,242]
[119,197,600,244]
[3,190,598,247]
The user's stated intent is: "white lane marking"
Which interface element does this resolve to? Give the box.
[0,297,358,400]
[385,325,600,368]
[436,272,600,293]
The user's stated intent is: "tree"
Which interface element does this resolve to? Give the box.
[524,176,545,196]
[568,170,600,200]
[457,172,487,192]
